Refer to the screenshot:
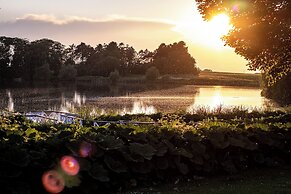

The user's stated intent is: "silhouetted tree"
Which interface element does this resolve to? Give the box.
[153,41,199,75]
[195,0,290,85]
[34,63,52,81]
[0,37,29,83]
[0,37,12,84]
[195,0,290,104]
[0,37,202,86]
[23,39,64,81]
[58,64,77,81]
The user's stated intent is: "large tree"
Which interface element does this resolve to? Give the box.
[24,39,64,81]
[195,0,290,85]
[153,41,199,75]
[0,37,29,83]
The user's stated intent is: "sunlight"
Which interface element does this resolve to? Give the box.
[174,12,232,49]
[211,87,224,107]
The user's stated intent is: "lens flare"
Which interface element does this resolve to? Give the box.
[42,170,65,194]
[232,5,240,12]
[60,156,80,176]
[79,141,93,157]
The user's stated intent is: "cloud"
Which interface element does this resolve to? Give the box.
[0,14,249,72]
[0,14,180,50]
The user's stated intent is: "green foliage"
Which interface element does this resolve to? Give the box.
[0,110,290,193]
[145,66,160,81]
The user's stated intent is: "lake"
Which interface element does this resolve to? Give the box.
[0,84,276,114]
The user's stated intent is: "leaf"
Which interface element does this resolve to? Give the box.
[132,161,153,174]
[25,127,39,137]
[176,162,189,175]
[104,155,127,173]
[191,156,204,165]
[220,159,238,174]
[89,163,110,182]
[191,142,206,155]
[155,143,168,157]
[171,148,193,158]
[78,158,92,172]
[228,134,258,150]
[208,132,229,149]
[98,135,124,150]
[156,157,169,170]
[129,143,156,160]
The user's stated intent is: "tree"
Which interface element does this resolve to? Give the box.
[152,41,199,75]
[34,63,52,81]
[23,39,65,81]
[195,0,290,85]
[0,36,29,83]
[0,37,12,84]
[58,64,77,81]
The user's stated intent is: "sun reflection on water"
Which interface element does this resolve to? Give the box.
[120,100,156,115]
[187,86,268,112]
[7,90,14,112]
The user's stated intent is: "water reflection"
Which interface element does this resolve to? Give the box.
[0,85,277,114]
[120,101,156,115]
[49,91,87,113]
[187,86,270,112]
[7,90,14,112]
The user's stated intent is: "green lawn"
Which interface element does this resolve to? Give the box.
[121,166,291,194]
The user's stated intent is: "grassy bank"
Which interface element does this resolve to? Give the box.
[77,71,261,87]
[0,109,290,193]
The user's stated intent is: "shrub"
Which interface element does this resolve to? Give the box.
[145,66,159,81]
[0,110,290,193]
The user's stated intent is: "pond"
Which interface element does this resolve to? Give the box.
[0,84,276,114]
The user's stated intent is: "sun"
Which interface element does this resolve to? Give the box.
[209,14,231,38]
[174,13,232,49]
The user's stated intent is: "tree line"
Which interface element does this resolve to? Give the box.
[0,37,200,84]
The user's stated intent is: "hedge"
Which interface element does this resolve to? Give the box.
[0,111,290,193]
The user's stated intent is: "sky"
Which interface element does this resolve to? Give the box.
[0,0,250,72]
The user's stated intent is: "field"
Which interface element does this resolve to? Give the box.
[195,72,261,87]
[78,71,262,87]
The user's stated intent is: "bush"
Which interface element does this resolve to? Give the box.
[145,66,159,81]
[0,110,290,193]
[262,73,291,105]
[109,69,120,84]
[58,65,77,81]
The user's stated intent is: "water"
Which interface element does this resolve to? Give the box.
[0,85,276,114]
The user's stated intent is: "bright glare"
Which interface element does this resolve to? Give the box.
[174,13,232,49]
[210,14,231,37]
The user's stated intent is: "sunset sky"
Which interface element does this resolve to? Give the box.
[0,0,250,72]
